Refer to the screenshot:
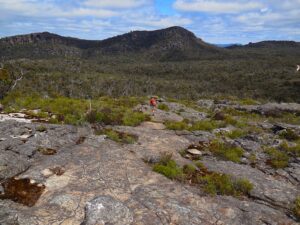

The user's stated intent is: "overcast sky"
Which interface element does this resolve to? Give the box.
[0,0,300,44]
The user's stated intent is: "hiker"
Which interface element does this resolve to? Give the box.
[149,96,157,115]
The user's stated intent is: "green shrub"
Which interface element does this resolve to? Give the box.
[226,129,247,139]
[153,159,183,180]
[158,104,170,111]
[36,125,47,132]
[234,178,253,195]
[1,94,146,126]
[280,141,300,157]
[199,173,235,196]
[164,120,189,130]
[189,120,219,131]
[158,152,173,165]
[293,196,300,220]
[279,129,299,141]
[195,161,206,171]
[122,110,147,126]
[209,140,244,163]
[199,173,253,196]
[265,147,289,169]
[152,155,253,197]
[224,115,238,126]
[239,98,259,105]
[103,129,137,144]
[183,164,197,176]
[249,153,257,164]
[85,110,102,123]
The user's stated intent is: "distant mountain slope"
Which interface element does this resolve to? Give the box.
[0,27,224,61]
[227,41,300,49]
[2,27,300,61]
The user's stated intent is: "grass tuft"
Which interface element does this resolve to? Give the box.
[208,140,244,163]
[158,103,170,111]
[265,147,289,169]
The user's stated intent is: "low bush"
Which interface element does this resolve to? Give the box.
[36,125,47,132]
[189,120,220,131]
[249,153,257,165]
[238,98,259,105]
[293,196,300,220]
[153,154,183,180]
[164,120,189,130]
[226,129,247,139]
[280,141,300,157]
[198,173,253,196]
[182,164,197,176]
[209,140,244,163]
[2,94,148,126]
[234,178,253,195]
[279,129,299,141]
[100,129,137,144]
[265,147,289,169]
[158,103,170,111]
[152,155,253,197]
[122,110,148,126]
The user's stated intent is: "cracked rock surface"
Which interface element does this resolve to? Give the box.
[0,104,299,225]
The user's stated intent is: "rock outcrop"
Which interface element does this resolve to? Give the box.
[0,99,299,224]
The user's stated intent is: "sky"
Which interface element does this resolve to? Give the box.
[0,0,300,44]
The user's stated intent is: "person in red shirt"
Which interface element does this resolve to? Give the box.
[149,96,157,115]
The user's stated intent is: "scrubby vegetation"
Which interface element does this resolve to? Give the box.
[158,103,170,111]
[280,141,300,157]
[294,196,300,220]
[226,129,247,139]
[96,129,138,144]
[279,129,299,141]
[164,120,190,130]
[1,93,148,126]
[199,173,253,196]
[153,153,184,180]
[208,140,244,163]
[164,119,223,131]
[152,154,253,197]
[36,125,47,132]
[1,43,300,104]
[265,147,289,169]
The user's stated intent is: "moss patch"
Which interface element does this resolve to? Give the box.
[0,178,45,207]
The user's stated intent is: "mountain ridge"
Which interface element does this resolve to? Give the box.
[0,26,224,60]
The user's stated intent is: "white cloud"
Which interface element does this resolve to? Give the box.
[84,0,150,8]
[127,15,192,28]
[0,0,118,18]
[174,0,264,14]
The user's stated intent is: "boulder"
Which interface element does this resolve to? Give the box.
[0,104,3,112]
[213,111,226,120]
[81,196,133,225]
[187,148,202,155]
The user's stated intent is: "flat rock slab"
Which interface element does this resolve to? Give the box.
[0,120,298,225]
[202,158,300,211]
[82,196,133,225]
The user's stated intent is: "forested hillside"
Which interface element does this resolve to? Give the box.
[0,26,300,102]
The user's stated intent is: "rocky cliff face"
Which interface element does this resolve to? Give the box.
[0,32,98,48]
